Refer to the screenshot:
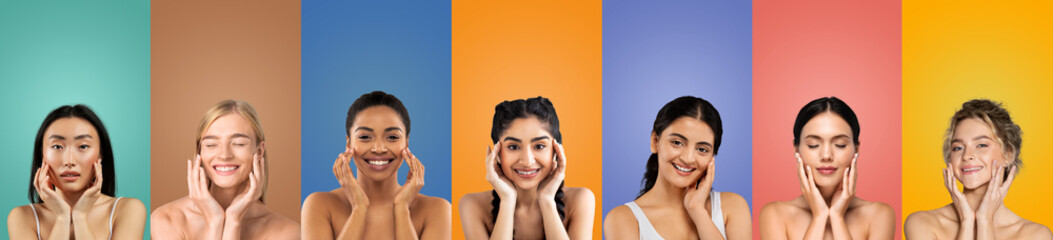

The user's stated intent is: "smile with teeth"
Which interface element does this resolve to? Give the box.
[673,163,696,173]
[961,165,984,175]
[213,165,239,175]
[367,159,393,166]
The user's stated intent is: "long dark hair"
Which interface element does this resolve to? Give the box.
[29,104,116,203]
[792,97,860,147]
[637,96,723,199]
[490,96,567,225]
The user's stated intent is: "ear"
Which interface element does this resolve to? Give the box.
[257,141,267,156]
[345,136,352,151]
[650,132,659,154]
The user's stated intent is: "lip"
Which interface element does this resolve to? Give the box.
[212,164,240,176]
[513,168,540,178]
[60,170,81,182]
[362,157,394,171]
[816,166,838,175]
[960,165,984,175]
[672,163,697,176]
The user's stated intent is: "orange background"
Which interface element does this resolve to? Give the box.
[150,0,302,221]
[451,0,603,238]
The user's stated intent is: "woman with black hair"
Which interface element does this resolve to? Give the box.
[301,91,451,239]
[459,96,596,240]
[8,104,147,239]
[759,97,895,240]
[603,96,752,240]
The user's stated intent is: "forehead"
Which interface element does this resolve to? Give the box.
[502,117,551,139]
[46,117,98,139]
[801,112,852,138]
[352,106,405,130]
[663,117,713,142]
[953,117,993,140]
[205,113,255,138]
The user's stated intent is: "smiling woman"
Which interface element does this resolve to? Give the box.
[149,100,299,239]
[300,91,452,240]
[7,104,147,240]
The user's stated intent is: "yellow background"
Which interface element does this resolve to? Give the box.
[903,0,1053,233]
[450,0,603,239]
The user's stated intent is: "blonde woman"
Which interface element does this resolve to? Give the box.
[151,100,299,239]
[905,99,1051,239]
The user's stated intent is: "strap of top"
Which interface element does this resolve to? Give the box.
[109,197,122,240]
[710,191,726,238]
[29,204,41,240]
[625,201,665,240]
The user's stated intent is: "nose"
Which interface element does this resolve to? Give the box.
[820,144,833,162]
[962,145,976,162]
[518,148,535,166]
[217,144,235,161]
[371,141,387,153]
[63,147,76,167]
[681,150,697,164]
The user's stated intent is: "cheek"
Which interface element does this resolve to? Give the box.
[43,149,63,164]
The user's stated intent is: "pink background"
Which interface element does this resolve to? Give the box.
[752,0,902,239]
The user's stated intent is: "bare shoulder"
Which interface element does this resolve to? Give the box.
[1016,218,1053,240]
[904,207,941,229]
[261,210,301,239]
[412,193,452,217]
[8,204,38,238]
[303,190,343,207]
[151,197,192,223]
[850,198,894,217]
[7,204,34,222]
[563,187,596,208]
[458,191,494,211]
[760,199,798,220]
[116,197,147,215]
[603,205,639,239]
[719,192,749,209]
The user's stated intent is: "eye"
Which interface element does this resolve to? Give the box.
[697,147,709,153]
[952,146,963,151]
[357,135,373,141]
[50,145,63,150]
[671,140,684,146]
[835,144,847,148]
[78,144,91,150]
[807,144,819,149]
[385,135,400,141]
[233,142,247,147]
[507,144,520,151]
[533,143,547,150]
[977,143,988,148]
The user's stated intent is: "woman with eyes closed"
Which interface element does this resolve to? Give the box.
[904,99,1051,240]
[603,96,752,240]
[8,104,147,240]
[759,97,895,240]
[459,96,596,240]
[150,100,299,240]
[301,91,451,240]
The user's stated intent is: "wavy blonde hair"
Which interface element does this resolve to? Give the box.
[942,99,1022,172]
[196,100,268,201]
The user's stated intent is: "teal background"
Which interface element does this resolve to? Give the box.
[0,1,151,238]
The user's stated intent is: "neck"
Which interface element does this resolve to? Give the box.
[963,183,998,212]
[209,181,246,209]
[646,176,688,207]
[819,184,836,206]
[62,189,86,208]
[357,169,400,204]
[515,187,540,209]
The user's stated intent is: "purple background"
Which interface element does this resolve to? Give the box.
[602,0,753,220]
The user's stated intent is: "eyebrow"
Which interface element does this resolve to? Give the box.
[531,136,550,142]
[502,136,521,143]
[201,133,252,140]
[670,133,713,147]
[804,134,851,141]
[48,134,93,140]
[952,135,993,143]
[384,127,403,133]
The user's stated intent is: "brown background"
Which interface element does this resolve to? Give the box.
[150,0,301,221]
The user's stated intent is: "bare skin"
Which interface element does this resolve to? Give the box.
[301,106,451,240]
[8,117,147,240]
[604,116,752,240]
[150,114,299,240]
[459,118,596,240]
[759,112,895,240]
[905,118,1052,240]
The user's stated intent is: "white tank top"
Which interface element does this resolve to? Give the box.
[624,191,725,239]
[29,197,122,240]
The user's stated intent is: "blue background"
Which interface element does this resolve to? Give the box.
[602,0,753,218]
[300,0,452,203]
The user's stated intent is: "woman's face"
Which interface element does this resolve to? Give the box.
[497,117,556,190]
[42,117,101,192]
[796,112,857,188]
[347,106,407,181]
[948,117,1007,189]
[199,113,261,188]
[652,117,714,189]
